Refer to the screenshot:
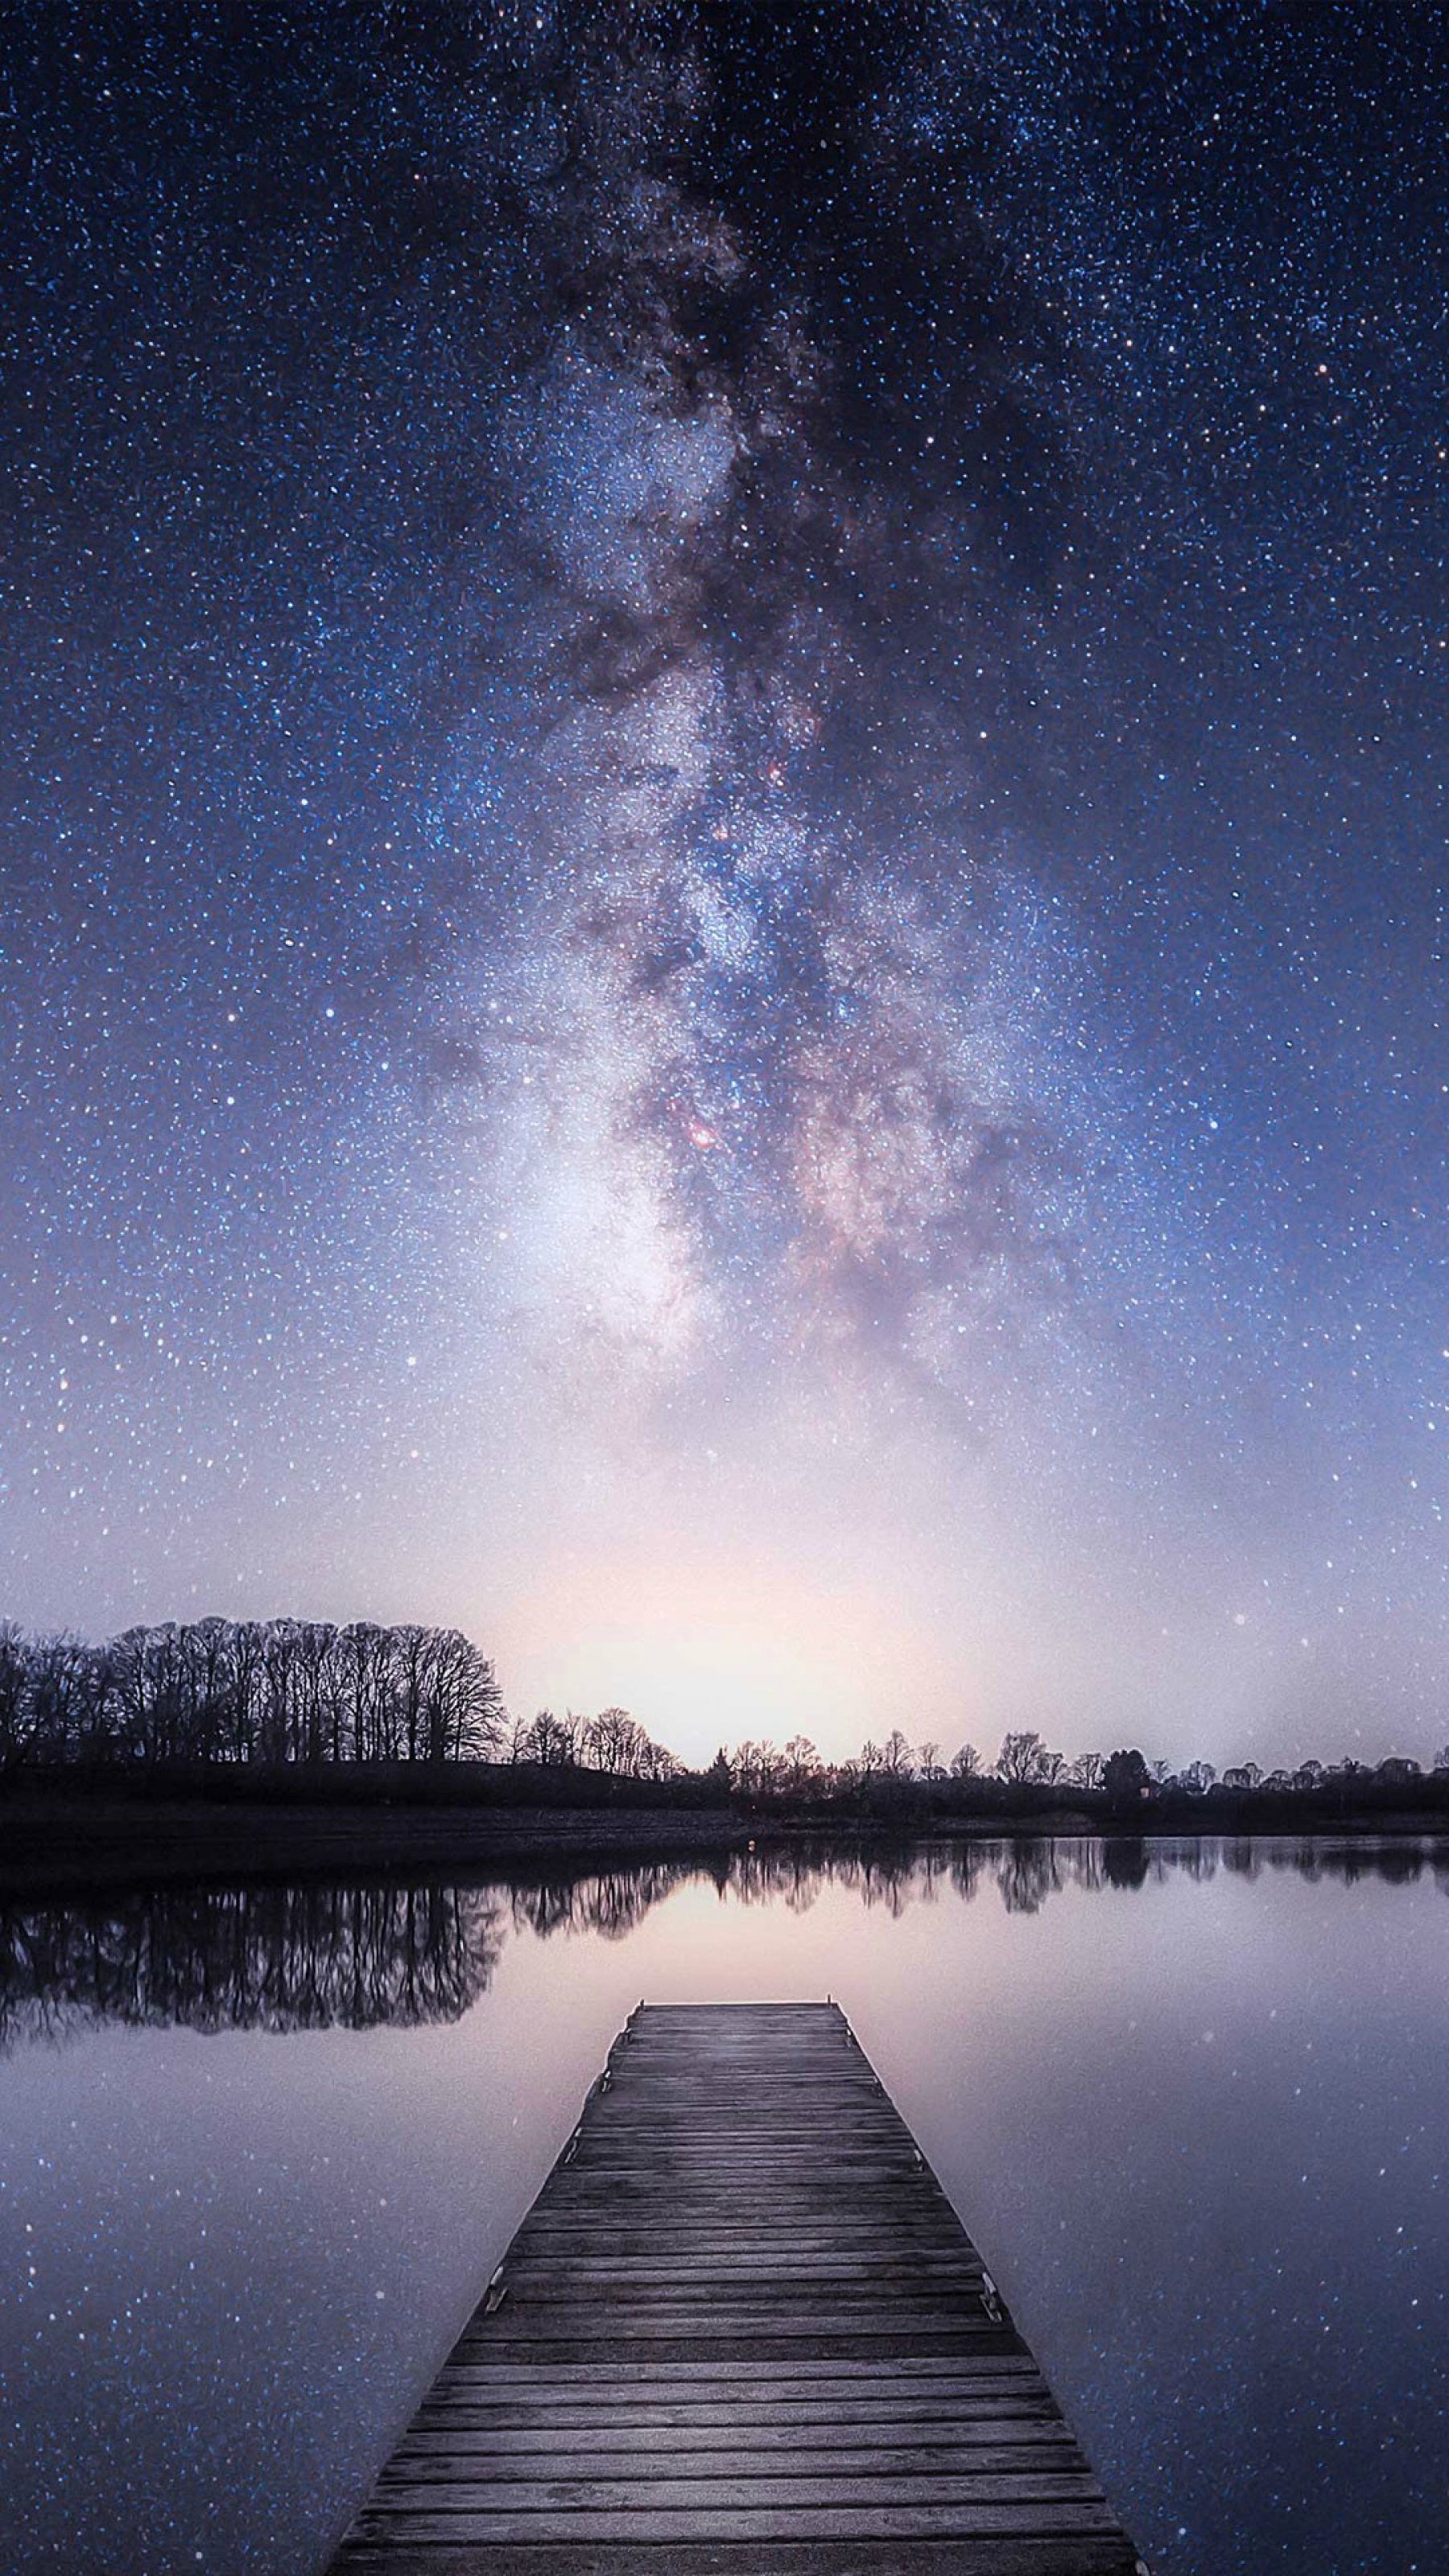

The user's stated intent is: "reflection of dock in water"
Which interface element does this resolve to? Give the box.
[330,2000,1144,2572]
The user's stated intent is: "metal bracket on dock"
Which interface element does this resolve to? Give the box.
[481,2264,508,2315]
[980,2268,1005,2326]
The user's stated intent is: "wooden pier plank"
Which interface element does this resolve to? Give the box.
[391,2430,1082,2463]
[328,2002,1141,2574]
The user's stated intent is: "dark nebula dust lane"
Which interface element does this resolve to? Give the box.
[3,2,1448,1758]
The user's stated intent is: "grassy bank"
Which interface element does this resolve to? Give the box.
[4,1765,1449,1894]
[0,1790,753,1891]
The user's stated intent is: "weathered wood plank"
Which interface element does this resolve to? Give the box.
[417,2400,1063,2431]
[385,2442,1086,2479]
[421,2353,1044,2384]
[454,2319,1007,2340]
[448,2347,1027,2371]
[394,2425,1080,2458]
[327,2003,1142,2574]
[330,2544,1137,2576]
[422,2384,1057,2416]
[345,2501,1125,2540]
[367,2480,1108,2518]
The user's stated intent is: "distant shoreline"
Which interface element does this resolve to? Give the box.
[3,1787,1448,1894]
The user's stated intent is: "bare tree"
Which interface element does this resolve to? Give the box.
[26,1637,99,1760]
[424,1630,504,1759]
[638,1730,682,1783]
[336,1623,390,1762]
[781,1735,823,1796]
[996,1730,1047,1784]
[732,1740,787,1795]
[526,1707,576,1766]
[108,1628,156,1759]
[585,1707,635,1772]
[0,1623,31,1768]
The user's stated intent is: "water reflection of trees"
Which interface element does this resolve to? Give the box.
[3,1838,1447,2048]
[0,1880,510,2050]
[710,1834,1449,1919]
[0,1861,711,2051]
[506,1862,700,1944]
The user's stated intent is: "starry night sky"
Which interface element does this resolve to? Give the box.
[4,0,1447,1764]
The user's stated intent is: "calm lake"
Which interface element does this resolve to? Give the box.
[2,1837,1446,2575]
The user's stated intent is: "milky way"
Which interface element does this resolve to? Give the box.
[3,3,1448,1759]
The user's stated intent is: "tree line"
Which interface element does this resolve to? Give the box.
[498,1703,683,1781]
[717,1724,1449,1809]
[0,1616,505,1766]
[0,1616,673,1781]
[3,1613,1446,1813]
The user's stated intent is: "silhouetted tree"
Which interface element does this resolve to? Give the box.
[525,1707,576,1765]
[27,1635,101,1760]
[997,1729,1047,1783]
[732,1739,788,1794]
[781,1736,824,1795]
[0,1623,29,1765]
[0,1615,507,1770]
[586,1706,636,1771]
[1102,1748,1151,1802]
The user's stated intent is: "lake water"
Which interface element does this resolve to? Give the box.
[2,1838,1445,2575]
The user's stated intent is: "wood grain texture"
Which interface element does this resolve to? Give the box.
[327,2002,1144,2574]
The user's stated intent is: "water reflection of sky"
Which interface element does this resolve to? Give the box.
[2,1842,1445,2574]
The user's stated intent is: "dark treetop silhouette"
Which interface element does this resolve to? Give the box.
[2,1617,1447,1837]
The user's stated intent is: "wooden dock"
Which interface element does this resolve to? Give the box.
[330,2001,1143,2574]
